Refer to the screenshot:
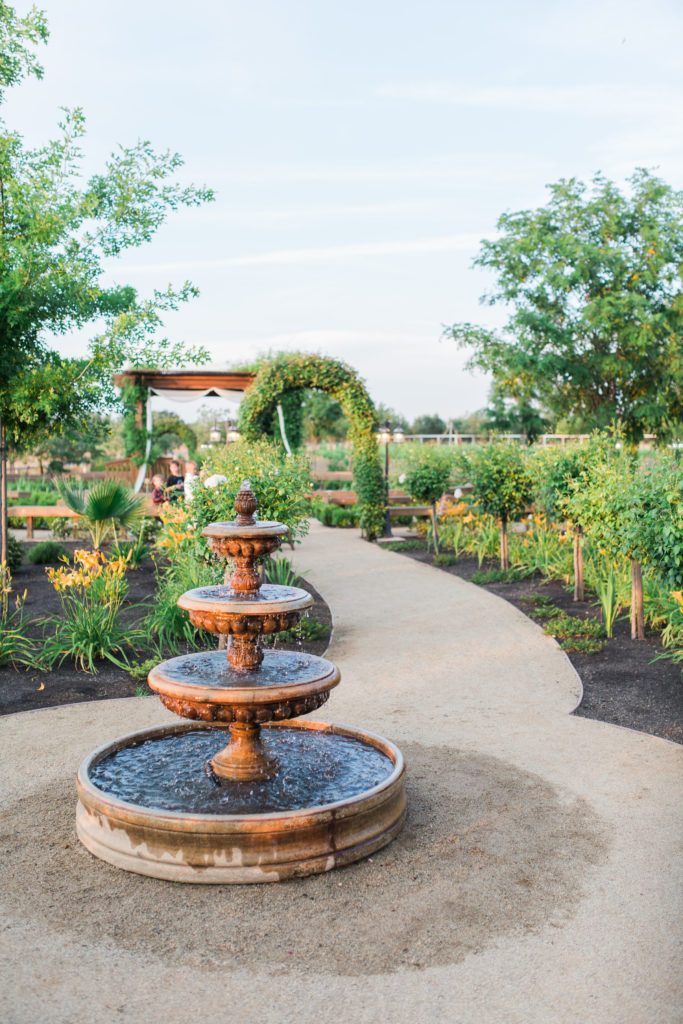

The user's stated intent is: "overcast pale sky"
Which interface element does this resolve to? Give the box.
[6,0,683,422]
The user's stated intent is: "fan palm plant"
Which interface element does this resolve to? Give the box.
[57,479,145,549]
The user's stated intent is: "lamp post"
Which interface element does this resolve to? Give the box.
[377,421,405,538]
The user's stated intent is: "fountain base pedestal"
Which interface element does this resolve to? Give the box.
[210,722,278,781]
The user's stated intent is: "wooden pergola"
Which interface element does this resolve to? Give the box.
[113,368,257,426]
[113,368,257,488]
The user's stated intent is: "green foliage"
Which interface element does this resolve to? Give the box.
[191,439,312,542]
[382,539,425,552]
[5,533,23,571]
[543,610,605,653]
[0,2,48,95]
[265,614,329,646]
[446,170,683,442]
[433,553,458,566]
[127,655,161,684]
[411,414,446,435]
[146,550,222,654]
[29,415,111,472]
[591,562,623,638]
[309,498,359,528]
[302,391,348,442]
[41,559,141,673]
[403,447,454,504]
[239,353,384,538]
[0,4,212,480]
[460,444,533,522]
[28,540,66,564]
[264,555,301,588]
[0,563,34,666]
[56,478,145,549]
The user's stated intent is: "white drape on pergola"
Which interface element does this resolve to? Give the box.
[133,386,245,492]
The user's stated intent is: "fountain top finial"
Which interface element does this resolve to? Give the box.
[234,480,257,526]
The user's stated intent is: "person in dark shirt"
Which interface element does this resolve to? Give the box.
[166,460,184,502]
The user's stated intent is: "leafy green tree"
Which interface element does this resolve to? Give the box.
[152,412,197,460]
[374,404,409,431]
[459,444,533,570]
[483,387,548,443]
[446,170,683,443]
[302,391,348,442]
[0,2,212,561]
[567,444,683,638]
[411,414,446,436]
[403,447,454,552]
[30,415,111,473]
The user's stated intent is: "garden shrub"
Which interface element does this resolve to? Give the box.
[191,439,312,542]
[28,540,67,564]
[5,534,24,572]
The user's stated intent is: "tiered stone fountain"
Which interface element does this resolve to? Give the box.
[76,482,406,883]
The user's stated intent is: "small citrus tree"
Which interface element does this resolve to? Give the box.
[460,444,533,570]
[403,448,453,552]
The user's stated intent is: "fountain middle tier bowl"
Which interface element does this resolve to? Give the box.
[76,721,407,884]
[148,649,341,723]
[177,583,313,635]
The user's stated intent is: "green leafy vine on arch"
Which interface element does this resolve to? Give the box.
[239,353,385,539]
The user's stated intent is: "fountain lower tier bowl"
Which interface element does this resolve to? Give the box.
[76,721,406,884]
[148,649,340,723]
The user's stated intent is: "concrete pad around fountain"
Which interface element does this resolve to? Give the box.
[1,520,681,1024]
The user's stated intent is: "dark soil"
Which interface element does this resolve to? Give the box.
[386,544,682,745]
[0,543,332,716]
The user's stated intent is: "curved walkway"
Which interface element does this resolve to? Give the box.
[1,522,681,1024]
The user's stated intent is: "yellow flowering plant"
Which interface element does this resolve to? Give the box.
[42,549,142,673]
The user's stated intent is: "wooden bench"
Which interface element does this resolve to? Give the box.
[8,505,79,539]
[8,501,163,538]
[387,505,432,519]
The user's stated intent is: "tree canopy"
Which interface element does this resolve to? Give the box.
[0,2,213,453]
[446,170,683,442]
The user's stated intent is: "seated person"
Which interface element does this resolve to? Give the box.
[183,460,198,502]
[150,474,167,507]
[166,460,185,502]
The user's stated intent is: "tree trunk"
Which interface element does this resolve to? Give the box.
[500,516,509,571]
[630,559,645,640]
[431,502,439,554]
[573,525,585,602]
[0,420,7,567]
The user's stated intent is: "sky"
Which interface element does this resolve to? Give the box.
[5,0,683,424]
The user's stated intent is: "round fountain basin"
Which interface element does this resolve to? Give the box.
[148,649,340,723]
[178,583,313,616]
[76,721,406,883]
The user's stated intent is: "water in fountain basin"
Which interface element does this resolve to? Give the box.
[156,650,333,688]
[88,729,394,814]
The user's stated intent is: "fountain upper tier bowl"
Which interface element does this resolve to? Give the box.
[177,583,313,637]
[148,649,340,723]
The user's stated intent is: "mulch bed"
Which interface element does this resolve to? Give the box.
[0,545,332,717]
[384,543,682,745]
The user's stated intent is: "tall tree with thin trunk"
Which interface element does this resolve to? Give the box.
[0,3,212,564]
